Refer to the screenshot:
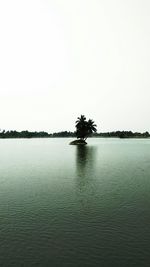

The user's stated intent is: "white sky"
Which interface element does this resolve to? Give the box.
[0,0,150,133]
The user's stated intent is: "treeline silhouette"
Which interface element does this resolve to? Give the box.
[0,130,50,138]
[93,131,150,138]
[0,130,149,138]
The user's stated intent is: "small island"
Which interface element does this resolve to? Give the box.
[70,139,87,145]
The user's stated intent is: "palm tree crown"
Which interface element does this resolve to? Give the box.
[75,115,97,140]
[87,119,97,135]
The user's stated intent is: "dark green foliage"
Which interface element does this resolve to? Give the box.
[52,131,75,138]
[93,131,150,138]
[0,128,149,139]
[75,115,97,140]
[0,130,76,138]
[0,130,50,138]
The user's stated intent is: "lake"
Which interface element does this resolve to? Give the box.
[0,138,150,266]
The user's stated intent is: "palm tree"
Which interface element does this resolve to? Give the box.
[75,115,86,140]
[75,115,86,127]
[87,119,97,136]
[75,115,97,141]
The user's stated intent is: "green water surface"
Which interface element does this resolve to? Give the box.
[0,138,150,266]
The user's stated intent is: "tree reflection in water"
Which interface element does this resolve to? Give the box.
[75,145,97,193]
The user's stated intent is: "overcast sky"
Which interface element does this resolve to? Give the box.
[0,0,150,132]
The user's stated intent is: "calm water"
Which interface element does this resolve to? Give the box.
[0,138,150,266]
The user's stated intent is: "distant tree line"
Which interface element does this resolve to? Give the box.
[93,131,150,138]
[0,129,149,139]
[0,130,50,138]
[51,131,75,137]
[0,130,75,138]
